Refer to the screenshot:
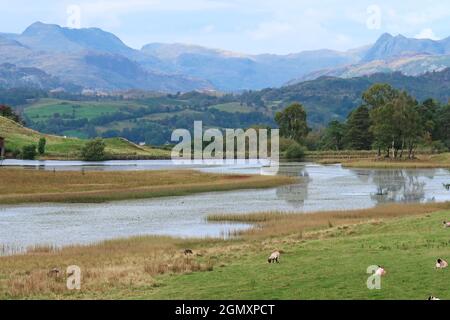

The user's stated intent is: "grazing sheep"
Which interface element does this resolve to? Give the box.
[184,249,193,255]
[375,266,386,276]
[443,221,450,228]
[428,296,440,300]
[47,267,60,278]
[436,259,448,269]
[268,251,280,263]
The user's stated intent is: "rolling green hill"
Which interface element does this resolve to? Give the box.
[0,116,170,159]
[10,68,450,146]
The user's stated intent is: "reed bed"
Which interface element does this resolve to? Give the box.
[208,202,450,238]
[0,169,294,204]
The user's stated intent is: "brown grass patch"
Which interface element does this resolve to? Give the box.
[208,202,450,238]
[0,169,294,204]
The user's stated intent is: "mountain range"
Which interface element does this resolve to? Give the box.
[3,22,450,92]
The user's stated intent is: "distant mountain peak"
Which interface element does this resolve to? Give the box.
[362,32,448,62]
[22,21,61,35]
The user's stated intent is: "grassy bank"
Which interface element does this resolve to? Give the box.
[1,202,450,299]
[310,151,450,169]
[0,116,170,159]
[340,153,450,169]
[0,169,293,204]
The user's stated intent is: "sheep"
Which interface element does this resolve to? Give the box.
[443,221,450,228]
[436,258,448,269]
[375,266,386,276]
[47,267,60,278]
[268,251,280,263]
[428,296,440,300]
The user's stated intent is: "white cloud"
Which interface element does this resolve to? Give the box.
[415,28,439,40]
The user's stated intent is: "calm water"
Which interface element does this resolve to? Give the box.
[1,161,449,251]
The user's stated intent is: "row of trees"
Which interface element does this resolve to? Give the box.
[274,84,450,159]
[317,84,450,158]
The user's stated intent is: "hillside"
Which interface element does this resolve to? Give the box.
[13,67,450,143]
[252,69,450,124]
[0,116,170,159]
[0,63,80,91]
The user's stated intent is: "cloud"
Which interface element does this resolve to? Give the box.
[415,28,439,40]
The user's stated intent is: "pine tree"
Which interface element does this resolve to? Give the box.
[344,106,373,150]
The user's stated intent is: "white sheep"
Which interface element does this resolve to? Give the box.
[268,251,280,263]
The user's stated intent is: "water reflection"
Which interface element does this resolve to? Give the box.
[276,164,310,207]
[1,162,449,248]
[350,169,436,204]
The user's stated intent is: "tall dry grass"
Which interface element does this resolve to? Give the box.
[0,235,220,298]
[208,202,450,238]
[0,169,293,204]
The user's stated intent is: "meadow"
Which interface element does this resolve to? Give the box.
[0,116,170,159]
[1,202,450,299]
[0,169,293,204]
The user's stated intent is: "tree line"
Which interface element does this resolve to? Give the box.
[275,83,450,158]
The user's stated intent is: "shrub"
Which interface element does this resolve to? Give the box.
[22,144,37,160]
[81,138,106,161]
[38,137,46,155]
[285,142,306,160]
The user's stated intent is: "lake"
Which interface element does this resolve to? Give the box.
[1,160,449,252]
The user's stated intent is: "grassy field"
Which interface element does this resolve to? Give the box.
[0,116,170,159]
[23,99,146,123]
[0,169,294,204]
[209,102,253,113]
[1,202,450,299]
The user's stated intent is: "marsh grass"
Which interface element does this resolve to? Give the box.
[308,151,450,168]
[0,235,222,299]
[0,169,294,204]
[207,202,450,238]
[325,153,450,168]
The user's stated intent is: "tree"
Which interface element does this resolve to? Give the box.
[369,90,422,159]
[38,137,46,155]
[362,84,399,156]
[344,106,373,150]
[437,103,450,149]
[0,104,23,124]
[275,103,309,143]
[81,138,106,161]
[362,83,399,109]
[419,99,440,141]
[22,144,37,160]
[285,142,306,160]
[320,120,346,151]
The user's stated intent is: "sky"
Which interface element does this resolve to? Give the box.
[1,0,450,54]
